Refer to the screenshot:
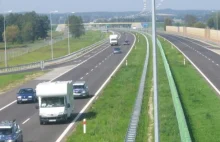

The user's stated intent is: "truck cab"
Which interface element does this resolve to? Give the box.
[35,81,74,125]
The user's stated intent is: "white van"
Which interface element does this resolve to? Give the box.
[109,34,118,46]
[35,81,74,125]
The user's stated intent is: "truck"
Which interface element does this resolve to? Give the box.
[109,34,118,46]
[35,81,74,125]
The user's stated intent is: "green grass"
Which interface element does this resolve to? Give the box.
[66,33,147,142]
[136,35,152,142]
[0,71,46,92]
[0,31,63,50]
[160,37,220,142]
[157,37,181,141]
[0,31,106,67]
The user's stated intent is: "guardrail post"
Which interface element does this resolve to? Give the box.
[40,61,44,70]
[184,58,186,66]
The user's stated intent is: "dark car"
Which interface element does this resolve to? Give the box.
[113,47,122,54]
[17,88,37,104]
[123,40,130,45]
[0,120,23,142]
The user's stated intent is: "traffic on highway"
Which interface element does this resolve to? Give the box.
[0,31,135,142]
[0,0,220,141]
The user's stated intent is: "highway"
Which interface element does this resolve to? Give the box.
[160,33,220,94]
[0,31,135,142]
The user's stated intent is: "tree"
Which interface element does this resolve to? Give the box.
[68,15,85,38]
[21,22,34,42]
[0,15,4,42]
[35,15,50,39]
[207,12,220,30]
[164,17,172,31]
[194,22,206,28]
[3,25,20,43]
[184,15,197,27]
[207,18,215,29]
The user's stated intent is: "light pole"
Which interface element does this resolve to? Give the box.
[152,0,159,141]
[3,10,12,68]
[50,10,58,60]
[217,11,219,45]
[66,12,75,55]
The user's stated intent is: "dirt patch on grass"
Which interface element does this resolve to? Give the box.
[0,72,45,95]
[147,80,154,142]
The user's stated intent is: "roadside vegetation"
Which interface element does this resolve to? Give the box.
[157,38,181,142]
[0,71,46,94]
[66,33,147,141]
[136,34,152,142]
[160,37,220,141]
[0,30,107,67]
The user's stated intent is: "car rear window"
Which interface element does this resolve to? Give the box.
[73,85,85,89]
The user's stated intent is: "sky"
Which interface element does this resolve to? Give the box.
[0,0,219,13]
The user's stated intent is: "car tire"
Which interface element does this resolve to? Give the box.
[17,101,20,104]
[40,120,44,125]
[20,135,23,142]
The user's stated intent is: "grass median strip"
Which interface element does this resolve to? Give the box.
[66,33,147,142]
[0,31,107,67]
[136,34,152,142]
[0,71,47,94]
[158,37,181,141]
[160,37,220,142]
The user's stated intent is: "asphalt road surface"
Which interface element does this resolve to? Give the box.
[160,33,220,94]
[0,31,135,142]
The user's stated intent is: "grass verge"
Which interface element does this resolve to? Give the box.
[157,37,181,141]
[0,71,47,94]
[0,31,107,67]
[136,34,152,142]
[160,37,220,142]
[66,33,147,141]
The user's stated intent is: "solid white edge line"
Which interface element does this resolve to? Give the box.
[55,32,136,142]
[0,45,111,112]
[160,35,220,96]
[22,118,30,124]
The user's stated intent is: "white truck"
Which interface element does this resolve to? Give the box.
[35,81,74,125]
[109,34,118,46]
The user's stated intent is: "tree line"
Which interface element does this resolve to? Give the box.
[0,11,50,43]
[0,11,85,44]
[164,12,220,30]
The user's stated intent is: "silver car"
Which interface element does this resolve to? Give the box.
[73,81,89,98]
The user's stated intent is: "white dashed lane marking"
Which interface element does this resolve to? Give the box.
[22,118,30,124]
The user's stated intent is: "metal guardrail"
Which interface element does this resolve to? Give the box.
[0,38,108,74]
[125,31,149,142]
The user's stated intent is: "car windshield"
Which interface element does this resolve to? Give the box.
[73,85,85,89]
[19,88,33,94]
[111,39,117,41]
[0,128,12,135]
[41,97,65,108]
[114,48,120,51]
